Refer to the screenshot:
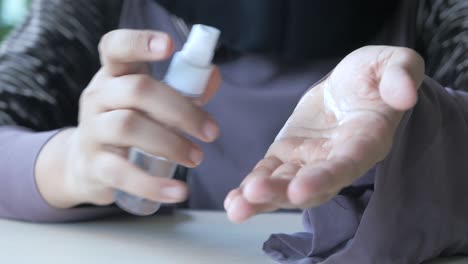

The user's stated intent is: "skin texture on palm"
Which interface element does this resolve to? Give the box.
[225,46,425,223]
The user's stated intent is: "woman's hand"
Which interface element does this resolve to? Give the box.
[225,46,425,223]
[36,30,221,208]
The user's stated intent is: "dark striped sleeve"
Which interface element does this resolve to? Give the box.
[416,0,468,90]
[0,0,123,130]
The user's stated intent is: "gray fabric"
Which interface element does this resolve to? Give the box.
[263,80,468,263]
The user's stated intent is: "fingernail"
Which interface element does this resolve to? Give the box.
[202,121,219,141]
[189,148,204,166]
[161,186,186,200]
[150,34,168,54]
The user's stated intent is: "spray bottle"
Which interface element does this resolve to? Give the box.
[115,24,221,216]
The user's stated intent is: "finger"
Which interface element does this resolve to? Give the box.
[266,137,330,163]
[85,110,204,168]
[240,156,282,188]
[379,47,425,111]
[287,122,390,208]
[94,152,188,203]
[243,163,300,204]
[243,177,290,205]
[195,66,222,106]
[224,189,241,211]
[288,158,357,208]
[99,30,174,76]
[81,74,219,142]
[226,194,276,224]
[272,162,302,179]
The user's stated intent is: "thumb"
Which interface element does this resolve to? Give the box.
[379,48,425,111]
[99,30,174,77]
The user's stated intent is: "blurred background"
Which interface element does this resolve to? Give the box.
[0,0,30,40]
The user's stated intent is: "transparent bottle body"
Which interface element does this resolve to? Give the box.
[115,148,177,216]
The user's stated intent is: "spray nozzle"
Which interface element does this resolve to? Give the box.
[181,24,221,67]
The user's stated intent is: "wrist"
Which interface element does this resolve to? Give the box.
[35,128,81,209]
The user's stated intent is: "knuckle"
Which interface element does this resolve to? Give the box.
[126,31,149,53]
[253,160,276,173]
[192,107,209,124]
[113,110,139,139]
[130,75,154,98]
[98,31,112,55]
[161,101,190,126]
[96,154,126,188]
[77,119,95,144]
[399,47,417,57]
[404,48,425,68]
[141,185,161,201]
[178,107,207,132]
[98,30,122,58]
[164,135,187,155]
[80,87,98,105]
[108,174,126,192]
[114,75,160,108]
[397,47,422,65]
[93,189,115,206]
[99,30,149,61]
[79,70,107,107]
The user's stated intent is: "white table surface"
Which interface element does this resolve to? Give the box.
[0,210,466,264]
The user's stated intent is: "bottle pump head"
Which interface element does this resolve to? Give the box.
[181,24,221,67]
[164,24,221,96]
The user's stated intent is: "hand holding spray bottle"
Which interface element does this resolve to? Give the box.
[115,25,221,216]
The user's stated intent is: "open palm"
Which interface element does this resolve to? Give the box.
[225,46,425,223]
